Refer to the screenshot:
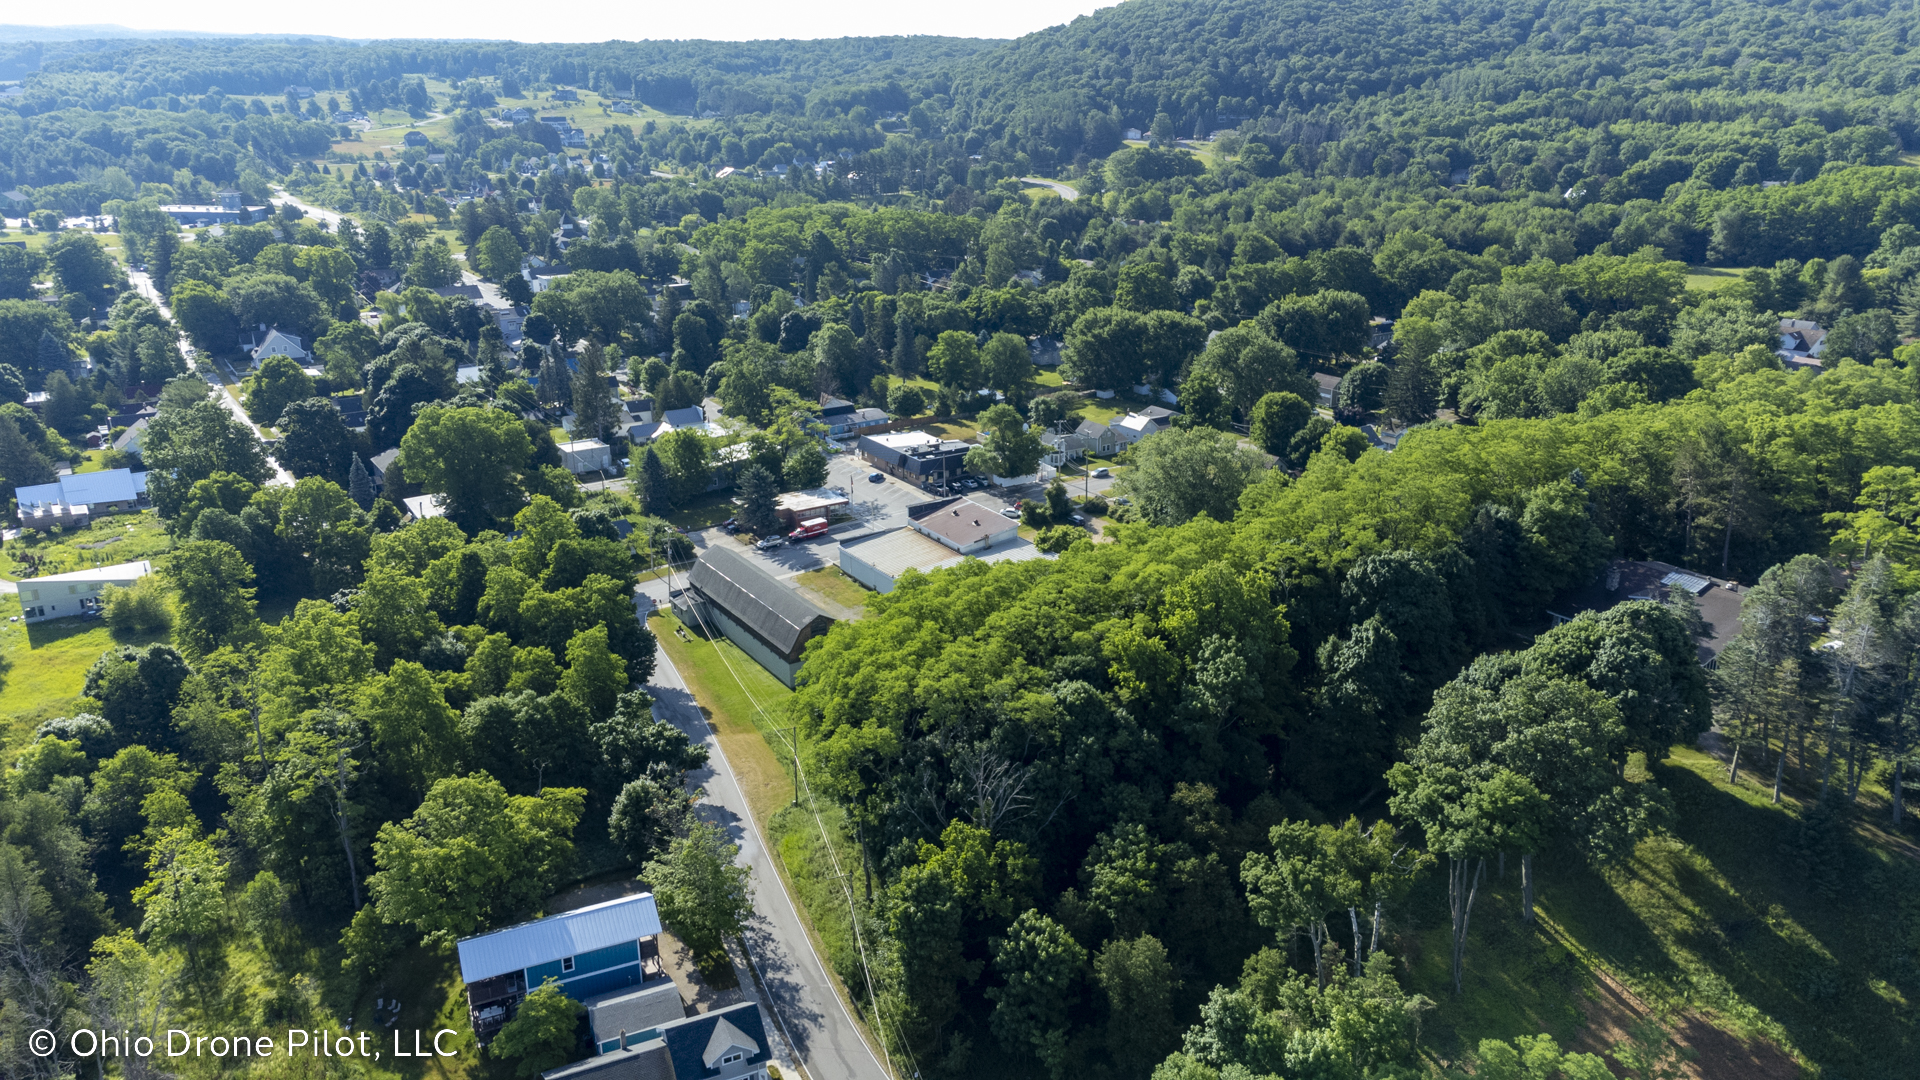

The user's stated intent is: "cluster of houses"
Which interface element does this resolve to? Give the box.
[451,892,778,1080]
[498,108,588,148]
[1038,406,1177,466]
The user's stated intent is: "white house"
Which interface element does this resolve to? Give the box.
[17,560,152,623]
[13,468,149,529]
[242,326,309,368]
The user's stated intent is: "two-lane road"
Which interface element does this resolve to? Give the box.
[641,621,893,1080]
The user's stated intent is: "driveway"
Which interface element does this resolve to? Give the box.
[642,627,894,1080]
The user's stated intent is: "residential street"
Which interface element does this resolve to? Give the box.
[641,623,894,1080]
[128,269,296,487]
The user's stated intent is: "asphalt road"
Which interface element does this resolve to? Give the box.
[128,269,295,487]
[640,608,893,1080]
[1019,176,1080,201]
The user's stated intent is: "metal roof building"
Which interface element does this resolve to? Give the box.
[457,893,664,1043]
[674,544,834,688]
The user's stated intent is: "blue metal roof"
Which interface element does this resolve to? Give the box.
[13,469,146,510]
[456,893,662,984]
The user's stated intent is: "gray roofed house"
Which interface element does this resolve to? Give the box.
[541,1001,773,1080]
[588,980,687,1054]
[674,544,835,687]
[1073,419,1118,456]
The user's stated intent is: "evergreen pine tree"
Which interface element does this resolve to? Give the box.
[348,452,375,509]
[572,345,619,441]
[150,227,179,293]
[536,352,571,408]
[36,330,70,382]
[738,464,780,537]
[637,445,673,516]
[0,411,56,490]
[1382,356,1438,428]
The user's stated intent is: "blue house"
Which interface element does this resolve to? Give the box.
[456,893,663,1043]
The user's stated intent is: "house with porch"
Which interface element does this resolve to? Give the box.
[455,893,664,1045]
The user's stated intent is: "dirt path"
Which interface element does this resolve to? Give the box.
[1570,967,1799,1080]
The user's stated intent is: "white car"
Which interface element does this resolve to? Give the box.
[1000,507,1019,519]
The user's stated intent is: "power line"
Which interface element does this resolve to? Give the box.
[661,555,916,1080]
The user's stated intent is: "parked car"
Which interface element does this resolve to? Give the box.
[756,536,786,551]
[1070,513,1087,524]
[1092,467,1111,479]
[868,471,884,482]
[720,517,739,532]
[1000,507,1019,519]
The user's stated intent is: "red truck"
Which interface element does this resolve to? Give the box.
[788,517,830,541]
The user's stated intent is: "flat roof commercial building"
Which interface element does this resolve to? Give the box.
[839,527,1045,594]
[856,430,972,489]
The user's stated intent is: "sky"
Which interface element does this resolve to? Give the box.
[3,0,1118,43]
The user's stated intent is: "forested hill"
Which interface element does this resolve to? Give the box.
[941,0,1920,164]
[1,35,998,112]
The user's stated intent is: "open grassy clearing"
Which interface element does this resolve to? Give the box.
[0,593,169,752]
[1684,264,1750,292]
[1403,743,1916,1079]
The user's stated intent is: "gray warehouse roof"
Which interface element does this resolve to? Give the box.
[688,544,835,662]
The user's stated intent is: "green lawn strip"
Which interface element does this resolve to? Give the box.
[663,491,739,531]
[647,613,895,1060]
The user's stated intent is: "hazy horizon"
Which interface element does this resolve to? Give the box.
[0,0,1117,45]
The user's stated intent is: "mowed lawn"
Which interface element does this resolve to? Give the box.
[649,612,799,819]
[0,592,167,750]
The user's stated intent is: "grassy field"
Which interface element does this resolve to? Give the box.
[1403,744,1916,1078]
[0,592,170,751]
[794,567,871,612]
[1685,265,1749,292]
[0,512,172,579]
